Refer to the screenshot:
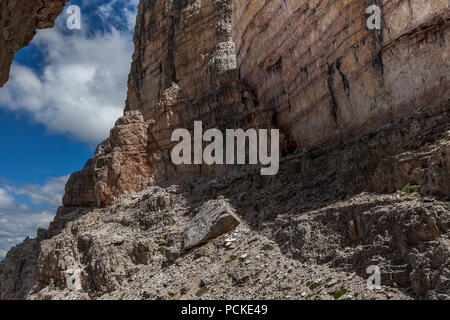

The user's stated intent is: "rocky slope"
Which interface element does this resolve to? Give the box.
[1,99,449,300]
[0,0,68,87]
[0,0,449,300]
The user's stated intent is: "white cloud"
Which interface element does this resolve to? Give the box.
[124,3,139,31]
[0,176,68,259]
[0,206,54,260]
[0,1,139,260]
[0,5,137,144]
[0,203,55,261]
[98,0,118,20]
[5,175,69,206]
[98,0,138,32]
[0,188,14,208]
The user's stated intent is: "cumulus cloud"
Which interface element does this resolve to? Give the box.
[0,29,132,144]
[98,0,139,31]
[0,188,14,208]
[124,1,140,31]
[0,2,138,144]
[0,207,54,260]
[4,175,69,207]
[0,176,67,260]
[0,1,139,260]
[98,0,119,21]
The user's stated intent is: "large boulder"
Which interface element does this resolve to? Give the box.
[181,199,240,252]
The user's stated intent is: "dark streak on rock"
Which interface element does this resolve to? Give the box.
[336,58,350,100]
[327,63,339,125]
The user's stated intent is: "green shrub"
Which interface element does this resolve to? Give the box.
[261,244,274,251]
[400,183,419,194]
[309,282,319,290]
[333,287,348,300]
[196,286,208,297]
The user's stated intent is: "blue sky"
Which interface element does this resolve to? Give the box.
[0,0,138,260]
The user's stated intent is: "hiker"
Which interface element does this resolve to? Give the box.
[287,139,297,155]
[100,194,107,208]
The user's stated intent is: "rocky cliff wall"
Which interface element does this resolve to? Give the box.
[0,0,68,87]
[64,0,449,208]
[232,0,449,146]
[1,2,448,207]
[126,0,449,145]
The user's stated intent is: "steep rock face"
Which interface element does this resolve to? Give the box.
[63,81,271,206]
[231,0,449,146]
[62,111,153,208]
[126,0,239,117]
[0,237,40,300]
[0,0,68,87]
[62,0,449,208]
[126,0,449,146]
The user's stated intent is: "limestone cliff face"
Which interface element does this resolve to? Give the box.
[231,0,449,146]
[62,0,449,208]
[126,0,449,145]
[0,0,68,87]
